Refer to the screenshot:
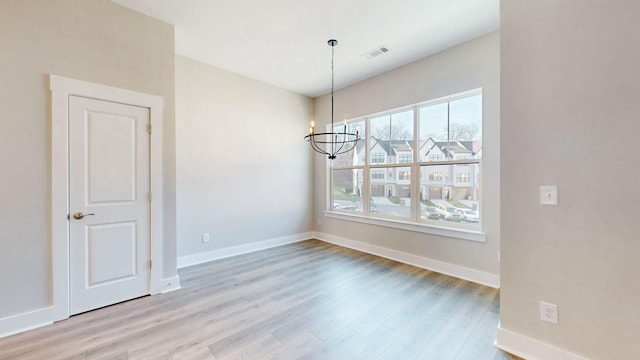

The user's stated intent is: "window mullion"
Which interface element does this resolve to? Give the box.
[411,105,419,221]
[363,116,370,215]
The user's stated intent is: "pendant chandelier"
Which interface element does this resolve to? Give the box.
[304,39,361,160]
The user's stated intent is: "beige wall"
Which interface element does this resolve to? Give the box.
[313,32,500,276]
[175,56,314,258]
[501,1,640,358]
[0,0,176,318]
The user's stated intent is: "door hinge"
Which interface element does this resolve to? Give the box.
[149,260,152,269]
[147,124,152,134]
[149,191,152,202]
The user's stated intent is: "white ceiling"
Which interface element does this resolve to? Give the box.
[112,0,499,97]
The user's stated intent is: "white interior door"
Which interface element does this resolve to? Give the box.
[68,95,150,315]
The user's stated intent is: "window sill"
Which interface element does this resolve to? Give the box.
[324,211,486,242]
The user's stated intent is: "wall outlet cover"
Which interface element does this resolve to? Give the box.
[540,186,558,205]
[540,301,558,324]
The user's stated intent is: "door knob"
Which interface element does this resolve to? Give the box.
[72,212,95,220]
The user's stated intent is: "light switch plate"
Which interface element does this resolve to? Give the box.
[540,186,558,205]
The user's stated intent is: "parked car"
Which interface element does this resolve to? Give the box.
[333,202,360,211]
[461,209,479,222]
[421,206,443,220]
[444,207,462,222]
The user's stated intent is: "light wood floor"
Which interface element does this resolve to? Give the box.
[0,239,519,360]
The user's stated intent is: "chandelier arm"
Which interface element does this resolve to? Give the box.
[308,137,328,156]
[312,141,327,155]
[333,136,347,155]
[335,140,358,155]
[313,138,333,157]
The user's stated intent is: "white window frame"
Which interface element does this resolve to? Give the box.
[326,89,485,242]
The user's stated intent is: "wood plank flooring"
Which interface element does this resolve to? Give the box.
[0,239,519,360]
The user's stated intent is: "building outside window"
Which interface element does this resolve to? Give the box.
[398,153,412,163]
[371,170,385,179]
[456,173,470,182]
[371,153,384,163]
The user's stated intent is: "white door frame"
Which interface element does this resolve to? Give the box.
[50,74,164,321]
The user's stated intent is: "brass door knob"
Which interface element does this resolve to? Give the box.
[72,212,95,220]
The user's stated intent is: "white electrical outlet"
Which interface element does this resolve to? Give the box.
[202,233,210,243]
[540,186,558,205]
[317,218,322,226]
[540,301,558,324]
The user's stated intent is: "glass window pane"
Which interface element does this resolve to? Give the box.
[419,95,482,162]
[370,110,414,165]
[419,103,450,162]
[332,119,365,166]
[419,164,480,224]
[332,169,363,213]
[449,95,482,141]
[391,110,414,138]
[369,167,411,219]
[370,115,390,164]
[450,95,482,160]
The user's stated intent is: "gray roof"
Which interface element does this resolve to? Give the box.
[435,141,473,154]
[356,136,481,157]
[371,138,415,155]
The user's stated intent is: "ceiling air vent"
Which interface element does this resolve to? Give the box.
[363,45,390,59]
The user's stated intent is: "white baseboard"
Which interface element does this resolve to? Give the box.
[495,325,588,360]
[177,232,313,268]
[159,275,181,294]
[2,275,182,338]
[314,231,500,288]
[0,306,53,339]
